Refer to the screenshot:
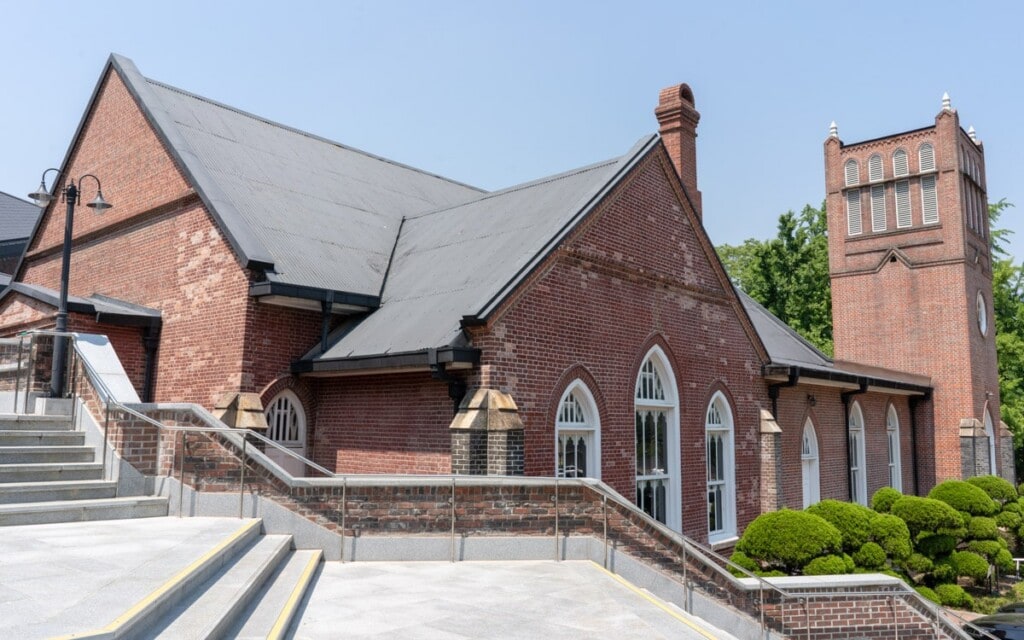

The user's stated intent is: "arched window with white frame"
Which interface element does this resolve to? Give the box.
[984,408,998,476]
[634,347,681,530]
[264,389,308,476]
[706,392,736,542]
[848,402,867,505]
[555,381,600,479]
[887,405,902,492]
[802,419,820,508]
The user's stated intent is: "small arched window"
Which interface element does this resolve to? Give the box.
[893,149,909,177]
[555,381,600,479]
[868,154,884,182]
[919,143,935,172]
[848,402,867,506]
[706,392,736,542]
[887,406,902,492]
[845,159,860,186]
[265,390,306,447]
[801,419,820,508]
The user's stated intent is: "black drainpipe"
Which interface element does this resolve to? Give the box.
[141,326,161,403]
[841,378,869,501]
[767,367,800,419]
[908,392,930,495]
[320,294,334,354]
[427,348,467,415]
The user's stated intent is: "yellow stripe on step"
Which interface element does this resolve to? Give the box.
[48,519,263,640]
[268,549,323,640]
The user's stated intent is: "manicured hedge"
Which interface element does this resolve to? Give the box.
[871,487,902,513]
[890,496,964,537]
[736,509,841,572]
[928,480,998,516]
[869,513,912,560]
[967,476,1017,504]
[806,500,873,551]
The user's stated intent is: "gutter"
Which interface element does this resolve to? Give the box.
[766,367,800,418]
[291,346,480,375]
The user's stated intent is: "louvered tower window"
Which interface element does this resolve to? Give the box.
[919,143,935,172]
[893,149,909,177]
[921,175,939,224]
[844,159,860,186]
[871,184,886,232]
[895,180,911,228]
[555,382,600,479]
[847,189,862,236]
[868,154,884,182]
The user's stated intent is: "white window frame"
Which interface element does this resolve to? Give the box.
[706,392,736,543]
[847,189,863,236]
[801,419,820,508]
[887,405,902,492]
[265,389,306,447]
[555,380,601,479]
[893,149,909,177]
[634,346,681,531]
[984,409,997,476]
[871,184,887,232]
[848,402,868,506]
[868,154,884,182]
[895,179,911,228]
[921,174,939,224]
[844,159,860,187]
[919,143,935,172]
[977,291,989,336]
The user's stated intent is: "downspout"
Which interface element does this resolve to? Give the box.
[841,378,869,502]
[320,294,334,354]
[427,348,467,415]
[908,392,930,495]
[767,367,800,419]
[141,326,160,403]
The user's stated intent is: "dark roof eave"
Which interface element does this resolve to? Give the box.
[764,363,931,395]
[249,281,380,309]
[292,346,480,375]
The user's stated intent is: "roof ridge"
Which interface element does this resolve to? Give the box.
[145,77,487,195]
[736,287,834,364]
[405,156,623,221]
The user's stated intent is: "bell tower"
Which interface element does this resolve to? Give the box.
[824,95,1008,487]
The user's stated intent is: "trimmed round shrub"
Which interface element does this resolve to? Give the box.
[806,500,874,551]
[1005,500,1023,515]
[968,475,1018,504]
[736,509,841,572]
[929,559,956,585]
[929,480,998,516]
[757,569,787,578]
[803,555,850,576]
[968,516,1000,541]
[872,487,902,513]
[853,542,886,569]
[967,539,1004,561]
[903,552,933,574]
[952,550,990,583]
[934,583,974,609]
[729,550,760,577]
[995,548,1015,573]
[869,513,912,560]
[916,533,957,559]
[915,585,940,604]
[891,496,964,537]
[996,510,1022,530]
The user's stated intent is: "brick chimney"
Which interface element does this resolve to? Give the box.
[655,83,702,218]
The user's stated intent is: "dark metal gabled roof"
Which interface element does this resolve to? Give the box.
[111,54,484,298]
[307,136,659,363]
[0,191,41,244]
[7,283,161,328]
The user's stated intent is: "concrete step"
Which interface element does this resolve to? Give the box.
[230,549,323,640]
[142,535,294,639]
[0,461,104,482]
[0,445,94,464]
[0,495,168,526]
[0,479,117,504]
[0,430,85,446]
[0,413,74,431]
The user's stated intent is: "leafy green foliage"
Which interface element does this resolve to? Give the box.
[803,555,850,576]
[853,542,886,569]
[728,550,760,577]
[916,534,958,559]
[806,499,874,552]
[871,487,902,513]
[989,201,1024,477]
[996,510,1022,531]
[952,551,991,583]
[903,553,933,574]
[967,539,1005,561]
[891,496,964,537]
[869,513,912,560]
[735,509,841,572]
[935,583,974,609]
[968,516,1000,541]
[915,586,940,604]
[967,475,1018,504]
[928,480,998,516]
[716,203,833,354]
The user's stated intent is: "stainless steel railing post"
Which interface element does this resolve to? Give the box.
[102,403,110,484]
[340,478,347,563]
[13,335,24,414]
[178,429,185,517]
[554,477,560,562]
[602,494,608,569]
[449,476,456,563]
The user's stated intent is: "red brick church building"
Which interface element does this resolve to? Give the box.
[0,55,1008,546]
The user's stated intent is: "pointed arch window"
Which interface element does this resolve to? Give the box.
[635,349,680,530]
[802,419,820,508]
[887,406,902,492]
[706,392,736,542]
[555,381,600,479]
[848,402,868,505]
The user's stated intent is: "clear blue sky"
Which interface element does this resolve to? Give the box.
[1,1,1021,258]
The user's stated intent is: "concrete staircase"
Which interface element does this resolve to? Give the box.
[0,413,167,525]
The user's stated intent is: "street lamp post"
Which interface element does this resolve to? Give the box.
[29,169,112,397]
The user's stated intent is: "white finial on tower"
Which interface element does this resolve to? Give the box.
[829,121,838,138]
[942,92,952,112]
[968,125,978,143]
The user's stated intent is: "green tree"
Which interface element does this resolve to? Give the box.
[717,203,832,355]
[989,200,1024,474]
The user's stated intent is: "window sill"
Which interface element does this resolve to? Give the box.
[709,535,739,551]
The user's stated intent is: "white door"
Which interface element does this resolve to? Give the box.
[264,390,307,476]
